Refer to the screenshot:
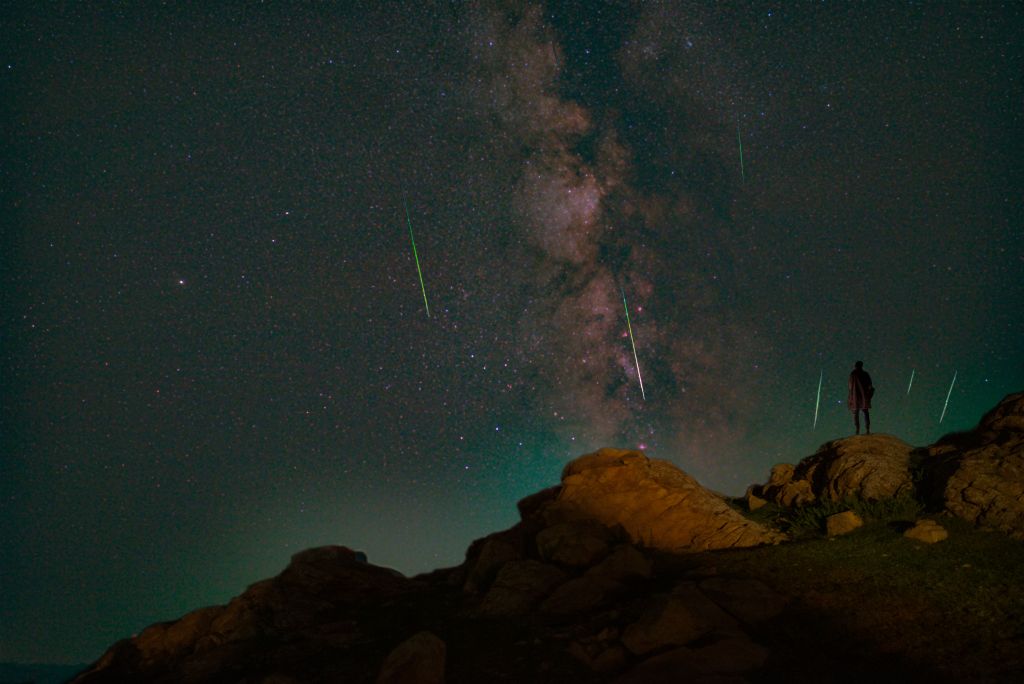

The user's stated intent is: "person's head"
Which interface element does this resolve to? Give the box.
[855,361,864,369]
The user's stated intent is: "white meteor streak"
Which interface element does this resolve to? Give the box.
[813,370,823,429]
[620,287,646,401]
[906,368,915,395]
[939,370,957,423]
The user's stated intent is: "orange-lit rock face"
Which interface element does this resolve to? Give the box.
[756,435,915,507]
[929,392,1024,540]
[826,510,864,537]
[544,448,785,552]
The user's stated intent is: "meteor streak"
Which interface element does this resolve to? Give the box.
[906,368,915,395]
[620,287,646,401]
[813,370,823,428]
[939,370,957,423]
[403,197,430,318]
[736,121,746,182]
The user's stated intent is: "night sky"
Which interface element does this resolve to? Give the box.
[3,1,1022,665]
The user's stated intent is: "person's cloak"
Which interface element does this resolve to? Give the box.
[848,369,873,411]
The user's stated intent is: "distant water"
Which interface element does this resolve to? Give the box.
[0,663,87,684]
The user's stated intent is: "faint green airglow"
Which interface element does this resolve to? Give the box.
[620,287,646,400]
[403,197,430,318]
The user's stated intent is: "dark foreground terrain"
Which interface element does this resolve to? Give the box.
[72,393,1024,683]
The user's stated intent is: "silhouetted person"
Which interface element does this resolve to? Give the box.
[848,361,874,435]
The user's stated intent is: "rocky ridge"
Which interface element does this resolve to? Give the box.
[71,392,1024,683]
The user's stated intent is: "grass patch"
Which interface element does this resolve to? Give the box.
[741,495,924,538]
[709,516,1024,679]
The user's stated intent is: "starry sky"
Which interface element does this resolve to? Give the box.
[2,1,1022,665]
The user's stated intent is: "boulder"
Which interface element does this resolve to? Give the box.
[131,606,221,666]
[904,519,948,543]
[535,521,612,568]
[768,463,795,487]
[585,544,653,583]
[926,392,1024,540]
[463,536,521,593]
[746,491,767,511]
[376,631,446,684]
[621,585,737,656]
[756,435,914,507]
[776,480,815,507]
[540,449,785,552]
[826,511,864,537]
[479,560,568,616]
[697,578,789,624]
[540,575,620,615]
[621,597,713,656]
[517,486,561,519]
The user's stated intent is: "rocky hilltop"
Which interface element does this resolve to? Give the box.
[72,393,1024,683]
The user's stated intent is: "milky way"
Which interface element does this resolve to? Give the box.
[4,0,1021,664]
[468,4,760,466]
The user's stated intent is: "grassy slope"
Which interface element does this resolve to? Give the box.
[707,507,1024,682]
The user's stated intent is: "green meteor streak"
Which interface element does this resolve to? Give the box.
[403,197,430,318]
[906,368,915,395]
[939,370,957,423]
[620,287,646,401]
[813,370,822,429]
[736,121,746,183]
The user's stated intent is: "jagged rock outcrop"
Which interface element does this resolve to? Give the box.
[535,448,785,551]
[925,392,1024,539]
[73,546,414,683]
[751,434,914,507]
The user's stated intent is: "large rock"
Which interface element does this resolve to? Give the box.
[585,544,653,583]
[826,510,864,537]
[535,521,612,568]
[376,631,446,684]
[539,449,784,552]
[73,546,410,682]
[904,519,948,543]
[540,575,620,615]
[621,584,738,656]
[697,578,789,625]
[462,534,522,594]
[926,392,1024,540]
[479,560,568,616]
[756,435,914,507]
